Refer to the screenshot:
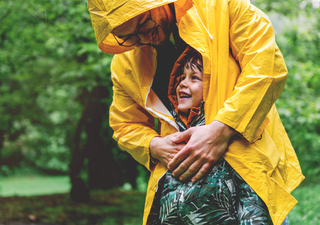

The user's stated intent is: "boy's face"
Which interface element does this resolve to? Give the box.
[176,61,203,113]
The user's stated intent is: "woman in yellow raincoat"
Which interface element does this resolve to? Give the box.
[86,0,304,224]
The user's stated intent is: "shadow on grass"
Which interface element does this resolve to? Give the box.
[0,189,145,225]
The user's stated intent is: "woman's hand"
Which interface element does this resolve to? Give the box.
[168,120,237,182]
[149,133,186,169]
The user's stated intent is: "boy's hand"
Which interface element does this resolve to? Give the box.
[149,133,186,169]
[168,120,236,182]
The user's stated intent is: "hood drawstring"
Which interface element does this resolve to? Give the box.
[192,4,213,40]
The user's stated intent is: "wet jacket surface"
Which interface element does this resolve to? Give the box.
[87,0,305,224]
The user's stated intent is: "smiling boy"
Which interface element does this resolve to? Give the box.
[147,46,273,224]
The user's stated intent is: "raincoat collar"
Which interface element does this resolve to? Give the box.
[169,101,205,131]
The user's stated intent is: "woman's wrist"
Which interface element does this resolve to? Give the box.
[149,136,161,161]
[211,120,237,140]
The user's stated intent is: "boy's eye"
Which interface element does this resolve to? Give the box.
[192,76,199,80]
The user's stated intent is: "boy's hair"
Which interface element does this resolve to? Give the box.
[180,48,203,75]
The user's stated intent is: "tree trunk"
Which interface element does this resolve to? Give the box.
[69,85,139,199]
[69,88,90,203]
[85,86,119,189]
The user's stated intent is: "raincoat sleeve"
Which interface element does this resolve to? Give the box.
[215,0,288,143]
[109,56,159,171]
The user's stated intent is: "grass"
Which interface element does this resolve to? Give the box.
[0,189,145,225]
[289,182,320,225]
[0,175,145,224]
[0,175,70,197]
[0,175,319,224]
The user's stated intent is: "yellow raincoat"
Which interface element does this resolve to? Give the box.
[87,0,304,224]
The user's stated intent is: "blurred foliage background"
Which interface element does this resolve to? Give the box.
[0,0,319,221]
[0,0,145,201]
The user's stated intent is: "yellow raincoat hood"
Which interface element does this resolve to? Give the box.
[87,0,193,54]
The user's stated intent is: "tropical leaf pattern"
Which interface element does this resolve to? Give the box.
[146,102,272,224]
[151,159,272,225]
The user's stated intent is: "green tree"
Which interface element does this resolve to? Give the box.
[0,0,142,201]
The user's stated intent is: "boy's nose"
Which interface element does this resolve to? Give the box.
[179,79,188,88]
